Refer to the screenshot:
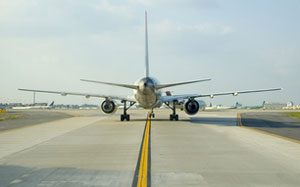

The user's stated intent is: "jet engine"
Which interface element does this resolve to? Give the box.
[183,99,200,115]
[101,99,118,114]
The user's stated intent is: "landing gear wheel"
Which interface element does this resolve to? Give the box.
[121,114,130,121]
[175,114,179,121]
[169,114,179,121]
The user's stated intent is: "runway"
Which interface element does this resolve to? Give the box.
[0,109,300,186]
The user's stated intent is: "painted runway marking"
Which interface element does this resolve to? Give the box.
[132,113,151,187]
[236,113,242,126]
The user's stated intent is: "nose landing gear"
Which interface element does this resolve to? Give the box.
[150,109,155,118]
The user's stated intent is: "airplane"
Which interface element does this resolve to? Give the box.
[12,101,54,110]
[19,12,281,121]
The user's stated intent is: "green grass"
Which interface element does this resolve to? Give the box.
[0,113,23,121]
[287,112,300,119]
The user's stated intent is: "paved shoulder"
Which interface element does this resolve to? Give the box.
[241,112,300,141]
[0,110,73,131]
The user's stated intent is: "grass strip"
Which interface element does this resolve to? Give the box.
[0,113,23,121]
[287,112,300,119]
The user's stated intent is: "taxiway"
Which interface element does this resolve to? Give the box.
[0,109,299,186]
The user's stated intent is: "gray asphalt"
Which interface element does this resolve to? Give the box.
[241,112,300,141]
[0,110,72,131]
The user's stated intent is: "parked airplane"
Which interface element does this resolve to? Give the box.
[19,12,281,121]
[12,101,54,110]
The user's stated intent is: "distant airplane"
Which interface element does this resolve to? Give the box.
[12,101,54,110]
[19,12,281,121]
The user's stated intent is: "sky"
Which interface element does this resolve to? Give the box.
[0,0,299,106]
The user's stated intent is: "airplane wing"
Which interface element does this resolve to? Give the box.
[195,88,282,98]
[160,88,282,102]
[160,94,199,103]
[18,88,136,102]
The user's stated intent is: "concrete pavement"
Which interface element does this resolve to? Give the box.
[0,109,299,186]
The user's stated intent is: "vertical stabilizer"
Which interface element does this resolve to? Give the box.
[145,11,150,77]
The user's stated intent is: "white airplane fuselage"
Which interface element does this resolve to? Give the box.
[134,77,162,109]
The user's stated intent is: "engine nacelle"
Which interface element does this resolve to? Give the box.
[183,99,200,115]
[101,99,118,114]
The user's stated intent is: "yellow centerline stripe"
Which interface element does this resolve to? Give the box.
[137,113,151,187]
[237,113,300,144]
[237,113,242,126]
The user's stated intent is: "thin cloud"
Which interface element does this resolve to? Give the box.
[264,48,300,76]
[128,0,219,9]
[0,1,298,105]
[151,19,234,35]
[95,0,134,19]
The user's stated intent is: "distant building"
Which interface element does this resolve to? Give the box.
[283,101,300,110]
[53,104,80,109]
[263,102,286,110]
[79,104,99,110]
[0,103,7,109]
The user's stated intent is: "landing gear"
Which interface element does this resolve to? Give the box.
[169,114,178,121]
[120,100,135,121]
[150,109,155,118]
[121,114,130,121]
[165,100,179,121]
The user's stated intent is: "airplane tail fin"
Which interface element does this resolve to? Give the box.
[48,101,54,107]
[145,11,150,77]
[165,91,172,96]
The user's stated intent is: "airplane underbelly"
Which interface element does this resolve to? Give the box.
[135,92,157,109]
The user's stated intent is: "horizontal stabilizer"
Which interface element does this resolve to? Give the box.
[80,79,138,90]
[155,78,211,89]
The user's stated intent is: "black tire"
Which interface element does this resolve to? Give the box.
[175,115,179,121]
[170,114,173,121]
[126,115,130,121]
[121,115,124,121]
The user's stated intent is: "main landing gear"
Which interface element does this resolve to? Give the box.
[120,100,135,121]
[165,100,179,121]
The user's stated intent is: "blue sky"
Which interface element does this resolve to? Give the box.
[0,0,299,106]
